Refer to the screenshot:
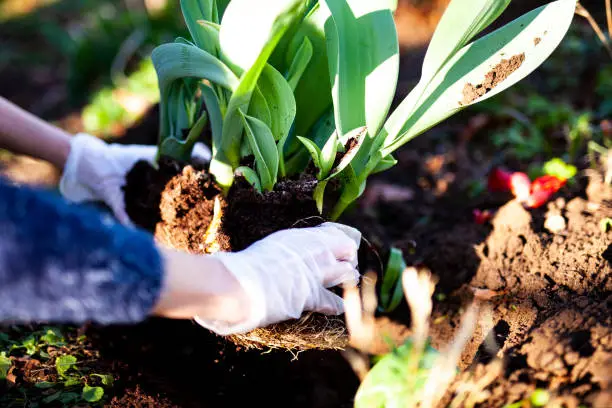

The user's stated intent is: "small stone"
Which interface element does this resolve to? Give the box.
[587,202,600,212]
[576,296,589,308]
[564,351,580,365]
[544,214,566,233]
[555,197,566,209]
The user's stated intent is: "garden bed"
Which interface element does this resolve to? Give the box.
[0,1,611,406]
[52,105,609,407]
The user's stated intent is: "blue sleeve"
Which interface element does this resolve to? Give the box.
[0,178,164,325]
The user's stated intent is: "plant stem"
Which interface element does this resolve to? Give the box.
[576,2,612,59]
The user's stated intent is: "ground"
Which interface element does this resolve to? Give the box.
[0,1,611,407]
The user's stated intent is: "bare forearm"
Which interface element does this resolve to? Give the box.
[153,247,248,325]
[0,96,71,169]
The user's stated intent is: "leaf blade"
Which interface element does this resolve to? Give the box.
[383,0,576,155]
[239,111,280,191]
[321,0,399,138]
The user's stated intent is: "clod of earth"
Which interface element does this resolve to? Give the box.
[534,37,541,45]
[461,53,526,105]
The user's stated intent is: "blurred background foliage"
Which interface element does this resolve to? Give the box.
[0,0,187,138]
[0,0,609,183]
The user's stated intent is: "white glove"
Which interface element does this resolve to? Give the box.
[59,133,211,225]
[194,222,362,335]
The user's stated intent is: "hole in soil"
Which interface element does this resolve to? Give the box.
[569,330,595,357]
[518,234,527,246]
[535,379,550,388]
[505,352,528,377]
[474,320,511,364]
[543,274,556,286]
[483,244,489,258]
[569,373,599,397]
[603,245,612,266]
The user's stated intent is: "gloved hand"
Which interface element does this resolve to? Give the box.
[194,222,362,335]
[59,133,211,225]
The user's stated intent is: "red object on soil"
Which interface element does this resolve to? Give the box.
[525,190,553,208]
[488,168,567,208]
[531,175,567,194]
[473,209,494,224]
[488,168,531,201]
[525,175,567,208]
[487,168,512,192]
[509,172,531,202]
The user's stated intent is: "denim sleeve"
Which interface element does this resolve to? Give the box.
[0,178,163,325]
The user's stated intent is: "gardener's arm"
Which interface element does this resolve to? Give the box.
[0,178,359,332]
[0,96,210,225]
[0,96,72,169]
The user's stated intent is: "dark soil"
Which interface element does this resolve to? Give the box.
[461,53,526,105]
[124,160,323,254]
[112,111,612,406]
[124,156,185,232]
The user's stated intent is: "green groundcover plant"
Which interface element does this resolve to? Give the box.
[151,0,577,220]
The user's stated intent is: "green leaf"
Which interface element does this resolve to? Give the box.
[543,157,577,180]
[248,86,273,129]
[284,107,336,175]
[379,247,407,312]
[371,154,397,174]
[215,0,231,20]
[321,0,399,139]
[159,112,208,162]
[329,165,366,220]
[55,355,77,378]
[354,339,441,408]
[211,1,306,190]
[530,389,551,407]
[286,3,334,137]
[63,376,81,387]
[22,335,37,355]
[245,85,272,156]
[313,180,328,214]
[0,352,11,380]
[180,0,221,54]
[258,65,296,142]
[220,0,308,72]
[236,166,263,192]
[151,42,238,146]
[201,82,224,155]
[420,0,511,86]
[297,136,323,175]
[239,111,280,191]
[40,328,64,347]
[200,83,223,154]
[91,373,114,386]
[82,385,105,402]
[286,36,314,90]
[320,131,339,178]
[34,381,56,389]
[382,0,576,155]
[600,218,612,233]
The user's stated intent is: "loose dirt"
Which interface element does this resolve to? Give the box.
[114,114,612,406]
[461,53,526,105]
